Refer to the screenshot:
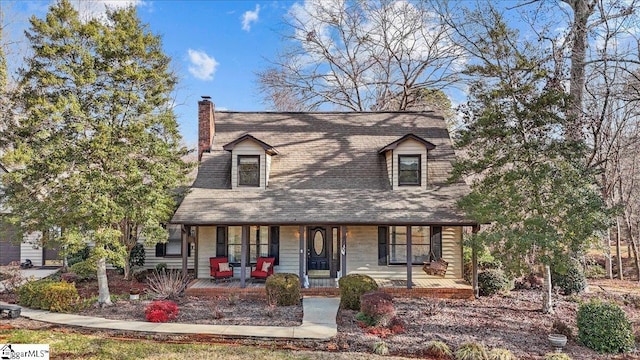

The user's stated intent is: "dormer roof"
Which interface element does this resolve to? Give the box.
[222,133,279,155]
[378,133,436,154]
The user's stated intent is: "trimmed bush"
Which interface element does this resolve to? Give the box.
[478,269,510,296]
[69,260,97,281]
[145,300,179,323]
[423,340,453,359]
[577,300,634,353]
[360,291,394,327]
[129,243,146,268]
[543,354,571,360]
[265,273,300,306]
[17,279,51,308]
[455,342,489,360]
[42,282,79,312]
[488,348,516,360]
[552,259,586,295]
[338,274,378,310]
[17,280,78,312]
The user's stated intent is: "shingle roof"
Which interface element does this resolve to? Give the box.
[172,111,475,225]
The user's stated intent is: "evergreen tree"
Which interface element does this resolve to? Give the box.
[451,11,610,313]
[1,0,191,304]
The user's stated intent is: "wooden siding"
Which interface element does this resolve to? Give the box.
[197,226,217,278]
[392,139,428,189]
[20,232,43,266]
[278,226,300,274]
[231,140,266,189]
[266,154,272,187]
[385,151,392,187]
[346,225,462,280]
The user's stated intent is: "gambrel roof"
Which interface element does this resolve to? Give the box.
[172,111,474,225]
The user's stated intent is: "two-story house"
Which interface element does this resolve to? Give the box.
[168,98,478,295]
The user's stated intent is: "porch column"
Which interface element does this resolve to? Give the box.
[340,225,347,276]
[406,225,412,289]
[181,226,188,278]
[472,225,480,298]
[240,225,249,288]
[298,225,305,288]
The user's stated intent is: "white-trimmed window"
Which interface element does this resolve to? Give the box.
[238,155,260,187]
[398,155,421,186]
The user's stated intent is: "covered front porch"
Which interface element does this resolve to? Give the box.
[172,223,480,298]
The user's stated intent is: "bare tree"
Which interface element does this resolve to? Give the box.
[257,0,464,111]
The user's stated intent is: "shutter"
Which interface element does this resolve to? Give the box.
[269,226,280,265]
[431,226,442,260]
[378,226,388,265]
[187,240,192,257]
[216,226,227,257]
[155,242,166,257]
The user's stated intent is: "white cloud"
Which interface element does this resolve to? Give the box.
[242,5,260,31]
[187,49,219,81]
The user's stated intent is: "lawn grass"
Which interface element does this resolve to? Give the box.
[0,329,310,360]
[0,329,399,360]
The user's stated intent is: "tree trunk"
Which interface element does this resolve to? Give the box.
[96,257,112,305]
[542,264,554,314]
[616,217,623,280]
[606,228,613,279]
[564,0,595,142]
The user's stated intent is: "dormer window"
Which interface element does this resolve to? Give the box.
[398,155,421,186]
[238,155,260,187]
[223,134,278,189]
[379,133,436,190]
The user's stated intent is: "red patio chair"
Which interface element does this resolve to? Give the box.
[210,257,234,282]
[250,257,275,281]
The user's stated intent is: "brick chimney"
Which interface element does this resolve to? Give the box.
[198,96,215,161]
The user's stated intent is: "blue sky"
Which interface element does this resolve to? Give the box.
[4,1,297,148]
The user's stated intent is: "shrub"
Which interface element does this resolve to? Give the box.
[129,243,146,268]
[552,258,586,295]
[514,272,543,290]
[147,269,190,300]
[455,342,489,360]
[338,274,378,310]
[372,341,389,356]
[543,354,572,360]
[42,282,79,312]
[487,348,516,360]
[463,245,502,282]
[155,263,167,272]
[17,279,55,309]
[69,260,97,281]
[66,246,90,266]
[355,311,377,327]
[478,269,510,296]
[577,300,634,353]
[145,300,179,323]
[423,340,453,359]
[360,291,395,327]
[265,273,300,306]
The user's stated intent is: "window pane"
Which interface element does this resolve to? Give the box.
[228,226,242,263]
[238,156,259,186]
[399,156,420,185]
[166,225,182,255]
[389,226,430,264]
[389,226,407,263]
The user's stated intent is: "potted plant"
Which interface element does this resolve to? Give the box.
[129,288,141,301]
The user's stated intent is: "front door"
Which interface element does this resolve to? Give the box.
[308,227,330,271]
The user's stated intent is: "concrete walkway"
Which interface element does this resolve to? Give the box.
[13,297,341,340]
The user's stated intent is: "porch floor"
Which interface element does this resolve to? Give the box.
[186,277,473,299]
